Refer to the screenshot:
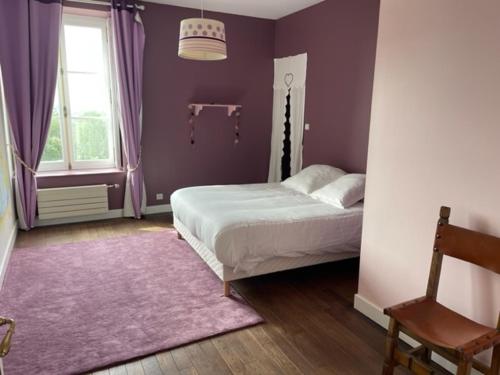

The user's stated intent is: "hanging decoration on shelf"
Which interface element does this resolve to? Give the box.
[187,103,242,146]
[189,110,196,145]
[234,111,241,145]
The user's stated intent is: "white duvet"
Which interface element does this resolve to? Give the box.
[170,183,363,272]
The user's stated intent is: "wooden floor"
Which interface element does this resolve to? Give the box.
[16,214,412,375]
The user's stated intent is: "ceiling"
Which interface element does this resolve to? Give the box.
[143,0,325,20]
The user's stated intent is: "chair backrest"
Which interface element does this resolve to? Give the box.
[426,206,500,299]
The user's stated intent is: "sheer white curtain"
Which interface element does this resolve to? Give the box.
[268,53,308,183]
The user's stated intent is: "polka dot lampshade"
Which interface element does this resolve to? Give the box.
[178,18,227,61]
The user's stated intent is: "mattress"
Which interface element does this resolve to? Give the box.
[170,183,363,272]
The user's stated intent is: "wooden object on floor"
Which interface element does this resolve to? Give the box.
[382,206,500,375]
[223,281,230,297]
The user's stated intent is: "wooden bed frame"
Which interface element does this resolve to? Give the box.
[174,216,360,296]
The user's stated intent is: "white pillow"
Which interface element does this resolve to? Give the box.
[311,174,366,208]
[281,165,346,194]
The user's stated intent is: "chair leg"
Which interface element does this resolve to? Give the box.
[456,359,472,375]
[422,347,432,363]
[382,318,399,375]
[491,344,500,375]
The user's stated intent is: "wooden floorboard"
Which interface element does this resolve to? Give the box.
[15,214,412,375]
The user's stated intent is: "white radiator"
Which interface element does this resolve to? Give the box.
[37,184,109,220]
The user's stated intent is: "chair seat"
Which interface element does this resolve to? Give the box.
[386,297,498,352]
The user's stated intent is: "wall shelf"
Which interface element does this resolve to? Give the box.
[188,103,242,117]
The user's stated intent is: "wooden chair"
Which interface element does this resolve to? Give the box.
[382,206,500,375]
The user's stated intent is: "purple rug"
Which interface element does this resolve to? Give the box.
[0,230,262,375]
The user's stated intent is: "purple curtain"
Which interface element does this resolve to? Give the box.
[111,0,146,219]
[0,0,62,230]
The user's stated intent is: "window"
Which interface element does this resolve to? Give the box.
[40,13,119,172]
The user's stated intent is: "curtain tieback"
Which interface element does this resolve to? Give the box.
[127,149,142,173]
[8,144,37,176]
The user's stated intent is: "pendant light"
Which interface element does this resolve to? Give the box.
[178,0,227,61]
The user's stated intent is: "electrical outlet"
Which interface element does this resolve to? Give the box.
[305,123,311,131]
[156,193,164,201]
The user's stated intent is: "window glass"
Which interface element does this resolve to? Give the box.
[41,86,64,163]
[64,25,104,73]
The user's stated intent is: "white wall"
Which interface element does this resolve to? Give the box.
[358,0,500,345]
[0,71,16,284]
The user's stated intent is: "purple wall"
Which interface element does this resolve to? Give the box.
[38,2,275,209]
[141,4,274,205]
[275,0,380,173]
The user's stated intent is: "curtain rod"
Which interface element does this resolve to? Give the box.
[65,0,145,11]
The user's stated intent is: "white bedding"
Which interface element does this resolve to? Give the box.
[170,183,363,272]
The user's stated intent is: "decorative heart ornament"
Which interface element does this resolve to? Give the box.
[284,73,294,88]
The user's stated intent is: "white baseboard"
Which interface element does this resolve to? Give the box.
[354,294,482,374]
[0,221,17,289]
[35,204,172,227]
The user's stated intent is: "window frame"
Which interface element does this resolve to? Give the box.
[39,12,120,172]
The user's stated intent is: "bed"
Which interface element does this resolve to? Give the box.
[171,181,363,296]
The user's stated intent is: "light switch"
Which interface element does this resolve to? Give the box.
[305,123,310,131]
